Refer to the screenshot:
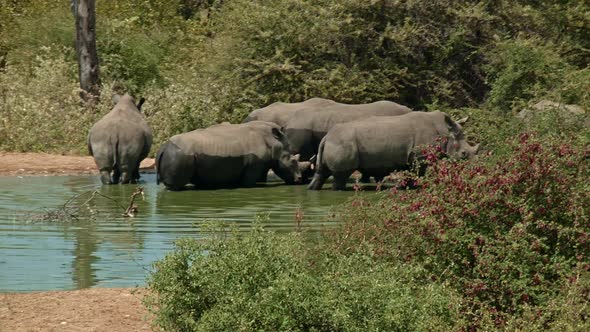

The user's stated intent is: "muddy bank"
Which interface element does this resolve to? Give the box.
[0,152,155,177]
[0,288,152,332]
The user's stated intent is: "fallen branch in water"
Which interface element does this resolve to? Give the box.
[22,187,144,223]
[123,187,144,218]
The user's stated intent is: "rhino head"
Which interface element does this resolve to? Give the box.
[268,127,303,184]
[444,116,479,160]
[274,153,303,184]
[112,94,146,111]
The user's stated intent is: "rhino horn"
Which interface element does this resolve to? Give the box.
[298,161,312,171]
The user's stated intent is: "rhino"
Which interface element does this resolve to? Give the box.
[242,97,337,128]
[88,94,152,184]
[308,111,479,191]
[284,100,412,181]
[156,121,304,190]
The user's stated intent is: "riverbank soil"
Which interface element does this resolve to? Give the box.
[0,288,152,332]
[0,152,155,176]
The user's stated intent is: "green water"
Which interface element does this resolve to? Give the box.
[0,173,366,292]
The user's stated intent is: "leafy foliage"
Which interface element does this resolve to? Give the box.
[145,223,461,331]
[2,0,590,153]
[332,131,590,327]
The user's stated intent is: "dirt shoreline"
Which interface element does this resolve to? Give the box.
[0,288,152,332]
[0,152,155,177]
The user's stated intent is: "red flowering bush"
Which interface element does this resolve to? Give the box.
[333,132,590,326]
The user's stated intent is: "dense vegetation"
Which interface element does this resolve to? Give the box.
[146,117,589,330]
[2,0,590,330]
[1,0,589,152]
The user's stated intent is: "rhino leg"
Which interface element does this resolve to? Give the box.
[119,155,140,184]
[417,163,428,177]
[308,173,326,190]
[241,165,266,187]
[359,173,371,183]
[111,166,121,184]
[119,166,131,184]
[308,166,331,190]
[256,172,268,183]
[99,169,113,185]
[332,172,351,191]
[300,167,315,184]
[132,161,141,181]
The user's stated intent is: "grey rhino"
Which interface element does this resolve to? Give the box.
[88,94,152,184]
[284,100,412,181]
[242,97,337,128]
[308,111,479,191]
[155,121,303,190]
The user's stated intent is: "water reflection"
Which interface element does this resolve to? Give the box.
[70,222,99,288]
[0,174,357,292]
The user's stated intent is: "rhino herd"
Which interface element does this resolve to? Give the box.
[88,94,479,191]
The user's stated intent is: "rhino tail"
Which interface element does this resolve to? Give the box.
[87,134,93,156]
[315,136,327,172]
[113,139,120,173]
[307,136,328,190]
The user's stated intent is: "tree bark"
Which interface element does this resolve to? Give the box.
[74,0,100,101]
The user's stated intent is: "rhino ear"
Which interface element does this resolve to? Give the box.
[456,116,469,126]
[271,127,284,140]
[444,114,465,138]
[271,144,282,160]
[474,143,480,155]
[112,94,121,105]
[137,97,146,111]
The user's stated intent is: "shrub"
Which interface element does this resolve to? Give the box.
[484,38,570,112]
[0,46,108,154]
[143,76,248,149]
[211,0,496,109]
[333,132,590,326]
[145,223,461,331]
[97,18,168,93]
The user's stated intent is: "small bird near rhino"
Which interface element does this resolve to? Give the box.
[87,94,152,184]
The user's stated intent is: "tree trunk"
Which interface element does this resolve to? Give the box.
[74,0,100,101]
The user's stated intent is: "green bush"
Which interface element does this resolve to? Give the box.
[97,18,168,92]
[0,46,107,154]
[210,0,497,109]
[145,224,461,331]
[483,37,590,113]
[143,75,246,149]
[2,0,590,153]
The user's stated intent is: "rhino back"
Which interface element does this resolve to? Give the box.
[170,123,271,159]
[322,120,414,171]
[284,101,411,158]
[93,106,151,148]
[243,98,338,127]
[170,122,278,186]
[322,113,446,172]
[287,101,411,133]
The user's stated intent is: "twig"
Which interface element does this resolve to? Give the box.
[21,187,145,223]
[122,187,144,218]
